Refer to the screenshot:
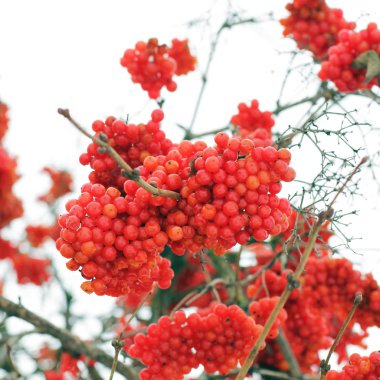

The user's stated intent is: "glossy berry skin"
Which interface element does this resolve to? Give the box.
[281,0,355,59]
[319,23,380,92]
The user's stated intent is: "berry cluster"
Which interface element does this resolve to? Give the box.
[247,237,380,372]
[281,0,355,59]
[38,167,73,205]
[166,133,295,255]
[249,297,288,339]
[128,304,263,379]
[79,110,173,190]
[0,101,9,141]
[26,225,55,247]
[319,23,380,92]
[63,109,296,296]
[56,183,174,297]
[230,100,274,147]
[168,39,197,76]
[326,352,380,380]
[0,146,23,228]
[120,38,195,99]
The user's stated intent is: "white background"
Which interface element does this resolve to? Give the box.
[0,0,380,378]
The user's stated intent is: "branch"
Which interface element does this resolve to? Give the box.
[0,296,138,380]
[57,108,180,200]
[319,292,363,379]
[236,158,368,380]
[276,329,303,379]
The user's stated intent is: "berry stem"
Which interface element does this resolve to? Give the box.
[0,295,138,379]
[57,108,181,200]
[236,158,368,380]
[319,292,363,380]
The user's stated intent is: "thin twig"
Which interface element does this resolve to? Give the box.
[319,292,363,379]
[57,108,180,200]
[109,292,151,380]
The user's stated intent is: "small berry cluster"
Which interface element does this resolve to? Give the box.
[26,225,55,247]
[326,352,380,380]
[128,304,263,379]
[38,167,73,205]
[249,297,288,339]
[79,110,173,190]
[120,38,195,99]
[168,39,197,76]
[11,253,51,285]
[319,23,380,92]
[0,146,23,228]
[230,100,274,147]
[0,102,9,141]
[281,0,355,59]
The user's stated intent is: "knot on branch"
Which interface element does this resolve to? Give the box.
[286,272,300,290]
[318,208,334,223]
[98,132,108,143]
[121,169,140,180]
[319,359,331,375]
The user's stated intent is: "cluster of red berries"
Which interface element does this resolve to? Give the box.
[38,167,73,205]
[168,133,295,255]
[230,100,274,147]
[64,109,296,296]
[169,38,197,76]
[326,352,380,380]
[281,0,355,59]
[44,352,93,380]
[128,304,263,379]
[0,237,51,285]
[56,183,174,297]
[0,102,23,228]
[249,296,288,339]
[79,110,173,190]
[0,102,9,141]
[12,253,51,285]
[247,240,380,372]
[0,146,23,228]
[319,23,380,92]
[120,38,196,99]
[26,225,56,247]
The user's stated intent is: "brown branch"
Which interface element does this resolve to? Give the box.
[0,296,138,380]
[319,292,363,380]
[57,108,180,200]
[236,158,367,380]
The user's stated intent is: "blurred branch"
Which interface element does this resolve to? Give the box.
[0,296,138,380]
